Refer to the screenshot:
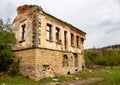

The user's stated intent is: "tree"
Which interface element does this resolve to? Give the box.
[85,47,120,69]
[0,18,16,72]
[104,48,120,69]
[84,49,95,68]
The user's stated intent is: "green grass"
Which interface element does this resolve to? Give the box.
[0,74,38,85]
[0,66,120,85]
[88,66,120,85]
[0,74,55,85]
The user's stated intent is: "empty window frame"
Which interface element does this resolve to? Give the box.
[81,37,84,44]
[71,33,74,46]
[64,31,67,50]
[56,27,61,42]
[73,53,78,67]
[21,24,26,41]
[63,54,69,67]
[46,23,52,40]
[76,36,79,47]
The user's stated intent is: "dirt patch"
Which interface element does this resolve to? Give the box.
[42,77,105,85]
[61,77,105,85]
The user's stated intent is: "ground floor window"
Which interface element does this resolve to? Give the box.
[73,53,78,67]
[63,54,69,67]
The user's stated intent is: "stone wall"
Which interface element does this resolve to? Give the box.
[13,49,36,76]
[14,48,84,80]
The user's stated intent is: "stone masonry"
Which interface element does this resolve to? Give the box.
[12,5,86,80]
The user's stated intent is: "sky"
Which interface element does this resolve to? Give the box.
[0,0,120,48]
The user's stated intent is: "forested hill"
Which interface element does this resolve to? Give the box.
[101,44,120,50]
[86,44,120,50]
[84,44,120,68]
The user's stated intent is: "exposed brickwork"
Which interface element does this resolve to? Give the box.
[12,5,86,80]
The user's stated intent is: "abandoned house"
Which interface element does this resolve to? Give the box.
[12,5,86,80]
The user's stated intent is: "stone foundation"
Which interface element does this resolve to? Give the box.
[14,48,84,80]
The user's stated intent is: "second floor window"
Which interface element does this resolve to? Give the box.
[76,36,79,47]
[46,23,52,40]
[81,37,84,44]
[71,33,74,46]
[21,24,26,41]
[56,27,61,42]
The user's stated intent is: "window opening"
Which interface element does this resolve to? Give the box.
[56,27,60,42]
[21,24,26,41]
[71,33,74,46]
[81,37,84,44]
[64,31,67,50]
[76,36,79,47]
[73,53,78,67]
[46,24,52,40]
[63,54,69,67]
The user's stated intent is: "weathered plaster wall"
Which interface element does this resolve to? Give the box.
[39,14,85,53]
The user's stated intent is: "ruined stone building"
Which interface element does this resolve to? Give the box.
[12,5,86,80]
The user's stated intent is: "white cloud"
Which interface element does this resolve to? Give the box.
[0,0,120,48]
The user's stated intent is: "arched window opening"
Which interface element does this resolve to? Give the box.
[63,54,69,67]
